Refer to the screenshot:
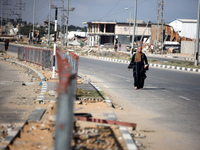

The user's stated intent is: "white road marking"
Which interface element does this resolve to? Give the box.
[179,96,191,101]
[163,90,172,93]
[109,73,133,81]
[104,85,110,88]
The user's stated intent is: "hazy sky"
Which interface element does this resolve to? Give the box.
[1,0,199,27]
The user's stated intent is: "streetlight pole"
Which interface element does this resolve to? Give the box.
[48,0,51,45]
[125,8,131,43]
[131,0,137,57]
[195,0,200,66]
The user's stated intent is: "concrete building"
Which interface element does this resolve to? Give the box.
[169,19,197,39]
[83,20,151,47]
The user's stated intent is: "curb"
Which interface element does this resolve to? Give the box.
[0,122,27,150]
[88,55,200,73]
[78,74,113,107]
[78,74,138,150]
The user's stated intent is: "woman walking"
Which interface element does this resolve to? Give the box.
[128,46,148,90]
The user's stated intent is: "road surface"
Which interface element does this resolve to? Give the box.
[78,56,200,150]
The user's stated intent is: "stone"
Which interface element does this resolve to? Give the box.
[48,90,57,96]
[49,115,56,122]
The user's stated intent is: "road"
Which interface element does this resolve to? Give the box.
[78,56,200,150]
[0,42,22,53]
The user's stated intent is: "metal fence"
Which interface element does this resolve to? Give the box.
[18,46,79,150]
[18,47,79,73]
[18,47,52,70]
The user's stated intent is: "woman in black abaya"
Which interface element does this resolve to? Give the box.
[128,46,149,90]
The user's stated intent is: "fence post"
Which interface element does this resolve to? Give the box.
[55,73,77,150]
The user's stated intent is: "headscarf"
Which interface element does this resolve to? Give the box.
[134,51,143,62]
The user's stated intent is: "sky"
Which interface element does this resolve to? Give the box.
[1,0,199,27]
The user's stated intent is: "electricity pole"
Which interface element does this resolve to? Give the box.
[65,0,69,46]
[15,0,25,37]
[131,0,137,57]
[32,0,35,43]
[156,0,164,54]
[52,8,58,78]
[61,0,65,45]
[195,0,200,66]
[1,1,2,35]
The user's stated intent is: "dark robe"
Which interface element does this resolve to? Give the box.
[4,39,9,51]
[128,53,148,88]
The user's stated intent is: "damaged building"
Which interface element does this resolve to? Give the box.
[83,20,151,48]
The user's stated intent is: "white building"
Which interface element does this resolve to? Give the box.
[169,19,197,39]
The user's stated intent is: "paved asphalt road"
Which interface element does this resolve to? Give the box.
[78,56,200,149]
[1,43,200,149]
[0,42,22,53]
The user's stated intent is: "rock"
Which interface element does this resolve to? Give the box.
[49,115,56,122]
[135,140,143,147]
[48,90,57,96]
[119,107,123,110]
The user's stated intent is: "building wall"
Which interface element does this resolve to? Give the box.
[169,20,197,39]
[169,20,182,34]
[151,25,164,44]
[115,24,151,36]
[181,41,196,55]
[181,23,196,39]
[86,22,151,46]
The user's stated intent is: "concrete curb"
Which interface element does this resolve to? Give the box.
[103,111,138,150]
[78,74,138,150]
[78,74,113,107]
[0,122,27,150]
[88,55,200,73]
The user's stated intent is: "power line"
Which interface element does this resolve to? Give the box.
[100,0,122,20]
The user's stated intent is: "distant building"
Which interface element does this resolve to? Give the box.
[169,19,197,39]
[83,20,151,47]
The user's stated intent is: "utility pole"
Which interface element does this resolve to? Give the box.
[125,8,131,43]
[48,0,51,44]
[195,0,200,66]
[15,0,25,37]
[155,0,164,54]
[32,0,35,43]
[2,0,11,34]
[131,0,137,57]
[52,8,58,78]
[65,0,69,46]
[61,0,65,45]
[0,1,2,35]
